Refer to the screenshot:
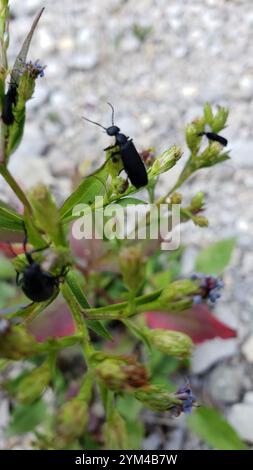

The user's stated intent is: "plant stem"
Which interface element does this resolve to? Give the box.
[82,288,162,317]
[61,283,95,364]
[0,165,33,214]
[156,156,195,205]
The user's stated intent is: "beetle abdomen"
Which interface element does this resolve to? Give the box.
[22,265,57,302]
[120,140,148,189]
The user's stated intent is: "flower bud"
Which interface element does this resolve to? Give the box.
[134,385,181,412]
[170,192,182,204]
[146,329,193,359]
[119,246,145,292]
[192,215,209,227]
[14,361,51,404]
[185,120,204,153]
[149,146,182,177]
[103,409,128,450]
[29,184,64,245]
[54,398,88,448]
[198,142,228,168]
[0,324,39,360]
[190,192,205,212]
[212,106,229,133]
[159,280,199,306]
[139,148,156,168]
[95,354,149,392]
[203,103,214,127]
[17,70,36,102]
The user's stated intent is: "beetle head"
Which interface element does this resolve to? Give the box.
[106,125,120,136]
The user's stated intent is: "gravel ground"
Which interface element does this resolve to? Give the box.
[1,0,253,449]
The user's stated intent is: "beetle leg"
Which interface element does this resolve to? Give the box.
[22,224,33,264]
[22,222,50,263]
[16,271,23,286]
[55,264,70,284]
[21,301,35,310]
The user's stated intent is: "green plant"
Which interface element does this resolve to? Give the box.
[0,3,244,450]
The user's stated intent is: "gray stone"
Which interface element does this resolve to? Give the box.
[120,35,140,52]
[69,53,98,71]
[242,335,253,363]
[181,246,198,275]
[143,432,161,450]
[191,339,238,374]
[243,392,253,405]
[228,404,253,443]
[207,364,243,403]
[230,140,253,168]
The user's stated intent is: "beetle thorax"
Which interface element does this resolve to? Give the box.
[115,132,128,145]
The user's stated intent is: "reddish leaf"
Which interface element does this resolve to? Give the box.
[145,304,236,344]
[28,303,75,342]
[0,242,25,258]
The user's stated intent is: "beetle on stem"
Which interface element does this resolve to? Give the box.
[16,228,68,304]
[83,103,148,189]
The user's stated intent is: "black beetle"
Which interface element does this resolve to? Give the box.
[1,82,18,126]
[16,231,68,303]
[198,131,228,147]
[83,103,148,189]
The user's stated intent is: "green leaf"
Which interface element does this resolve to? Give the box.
[5,102,26,159]
[116,396,144,450]
[0,281,17,308]
[151,270,172,289]
[125,420,144,450]
[117,394,143,421]
[116,197,147,207]
[65,269,90,308]
[104,408,130,450]
[0,200,23,232]
[187,407,247,450]
[11,8,44,86]
[86,319,112,341]
[66,269,112,340]
[123,318,151,351]
[60,162,108,222]
[6,400,48,437]
[0,256,16,279]
[195,238,236,275]
[149,349,178,387]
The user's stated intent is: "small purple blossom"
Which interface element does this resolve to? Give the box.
[170,381,197,417]
[191,273,224,305]
[25,60,46,79]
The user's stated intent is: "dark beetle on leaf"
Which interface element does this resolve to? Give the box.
[1,82,18,126]
[198,131,228,147]
[83,103,148,189]
[16,228,68,304]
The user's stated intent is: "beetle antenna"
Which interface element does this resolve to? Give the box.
[107,102,115,125]
[82,116,107,130]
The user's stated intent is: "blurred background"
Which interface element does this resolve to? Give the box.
[1,0,253,449]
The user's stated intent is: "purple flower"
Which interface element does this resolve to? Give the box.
[170,381,197,417]
[191,273,224,305]
[25,60,46,79]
